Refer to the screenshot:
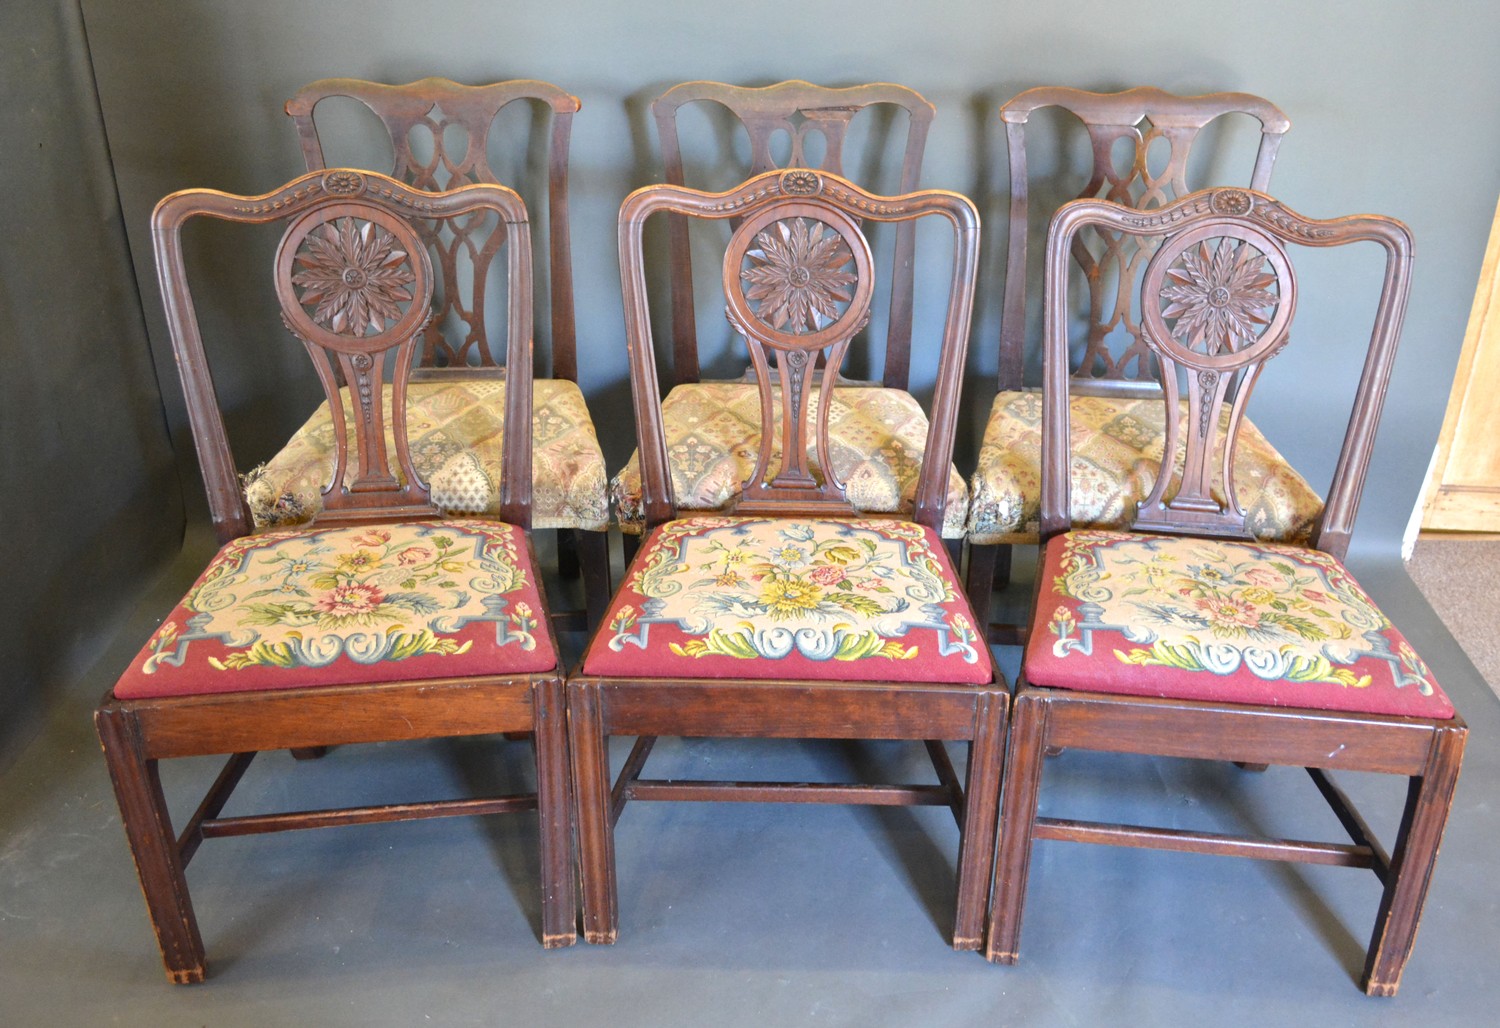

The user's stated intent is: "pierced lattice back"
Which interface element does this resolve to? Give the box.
[652,80,934,388]
[998,87,1289,390]
[286,78,579,374]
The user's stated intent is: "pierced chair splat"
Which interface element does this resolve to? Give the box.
[966,87,1311,641]
[96,170,574,984]
[571,169,1006,950]
[276,77,608,629]
[985,186,1466,997]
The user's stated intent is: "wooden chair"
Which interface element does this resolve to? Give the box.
[570,168,1005,950]
[273,77,608,629]
[966,87,1312,640]
[96,170,573,983]
[610,82,964,545]
[985,186,1466,996]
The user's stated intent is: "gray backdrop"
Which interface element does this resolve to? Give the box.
[7,0,1500,758]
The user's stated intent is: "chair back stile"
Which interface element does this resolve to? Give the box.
[1038,187,1414,559]
[616,168,978,536]
[1000,88,1290,394]
[151,168,535,543]
[286,78,579,380]
[651,81,935,388]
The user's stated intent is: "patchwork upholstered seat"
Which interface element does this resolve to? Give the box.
[117,520,557,699]
[584,517,986,683]
[1024,530,1453,719]
[610,383,969,538]
[247,379,608,531]
[966,390,1321,545]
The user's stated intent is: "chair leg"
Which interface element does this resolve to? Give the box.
[994,544,1012,589]
[568,680,619,944]
[965,542,997,633]
[986,691,1049,965]
[1361,724,1467,996]
[952,690,1006,951]
[533,676,577,948]
[556,527,580,579]
[578,529,611,631]
[621,531,640,567]
[95,705,207,984]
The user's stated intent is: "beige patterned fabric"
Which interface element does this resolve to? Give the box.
[610,382,969,539]
[245,379,609,532]
[965,389,1322,545]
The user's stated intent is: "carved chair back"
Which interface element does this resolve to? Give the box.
[286,78,578,379]
[152,169,535,543]
[619,168,979,534]
[1038,187,1412,561]
[999,87,1290,393]
[651,80,935,388]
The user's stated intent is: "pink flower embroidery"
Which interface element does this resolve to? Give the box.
[353,529,392,548]
[397,546,433,566]
[809,565,846,586]
[315,583,386,617]
[1243,567,1281,587]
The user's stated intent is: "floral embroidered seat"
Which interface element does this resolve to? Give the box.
[584,516,987,683]
[610,382,970,538]
[115,520,557,699]
[246,379,608,531]
[966,391,1322,545]
[1025,530,1453,719]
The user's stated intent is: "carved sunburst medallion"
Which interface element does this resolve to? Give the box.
[741,217,857,333]
[1158,237,1280,355]
[290,218,416,335]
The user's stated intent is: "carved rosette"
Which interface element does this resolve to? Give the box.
[290,217,417,336]
[1158,237,1280,357]
[1211,188,1254,216]
[780,169,822,196]
[321,170,366,195]
[740,217,857,334]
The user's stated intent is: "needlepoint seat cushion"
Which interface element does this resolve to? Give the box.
[609,382,970,539]
[965,390,1323,545]
[114,520,557,699]
[583,516,991,684]
[1024,530,1455,719]
[245,379,609,532]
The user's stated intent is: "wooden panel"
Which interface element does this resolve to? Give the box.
[1041,690,1438,775]
[593,678,990,739]
[130,677,540,758]
[1424,194,1500,531]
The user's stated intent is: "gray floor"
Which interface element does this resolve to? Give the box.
[2,536,1496,1026]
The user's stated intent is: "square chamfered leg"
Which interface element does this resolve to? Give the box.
[1362,721,1466,996]
[532,674,577,948]
[567,677,619,944]
[985,688,1048,965]
[951,687,1007,951]
[95,702,206,984]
